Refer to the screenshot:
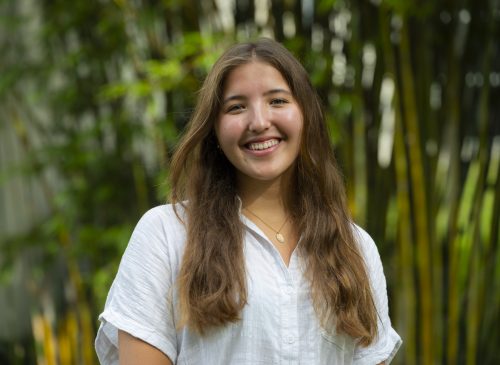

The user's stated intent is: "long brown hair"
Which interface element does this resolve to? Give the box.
[170,38,377,345]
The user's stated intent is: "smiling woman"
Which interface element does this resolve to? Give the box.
[216,61,303,184]
[95,38,402,365]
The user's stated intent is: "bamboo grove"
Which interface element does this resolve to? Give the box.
[0,0,499,364]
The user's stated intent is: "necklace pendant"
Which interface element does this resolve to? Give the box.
[276,233,285,243]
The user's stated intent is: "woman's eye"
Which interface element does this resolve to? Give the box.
[270,98,288,106]
[227,104,245,113]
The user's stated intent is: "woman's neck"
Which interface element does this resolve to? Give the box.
[237,175,289,220]
[238,173,298,265]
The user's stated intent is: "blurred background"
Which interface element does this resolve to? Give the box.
[1,0,499,364]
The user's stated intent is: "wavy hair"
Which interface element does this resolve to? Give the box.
[170,38,377,345]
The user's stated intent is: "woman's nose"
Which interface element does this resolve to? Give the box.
[248,105,270,132]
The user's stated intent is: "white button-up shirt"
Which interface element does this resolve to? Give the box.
[95,204,401,364]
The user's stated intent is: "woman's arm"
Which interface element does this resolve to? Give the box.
[118,330,173,365]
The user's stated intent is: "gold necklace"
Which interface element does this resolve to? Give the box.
[244,208,288,244]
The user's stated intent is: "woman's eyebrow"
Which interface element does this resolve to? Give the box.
[223,89,292,104]
[263,88,292,96]
[222,94,246,104]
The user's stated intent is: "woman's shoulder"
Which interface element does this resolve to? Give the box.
[140,202,184,221]
[136,203,186,230]
[350,223,389,293]
[129,203,187,253]
[350,223,381,262]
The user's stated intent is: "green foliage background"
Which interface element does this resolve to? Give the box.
[1,0,499,364]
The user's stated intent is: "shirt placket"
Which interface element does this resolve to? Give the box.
[279,251,300,365]
[241,215,302,365]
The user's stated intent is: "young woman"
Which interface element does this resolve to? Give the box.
[95,38,402,365]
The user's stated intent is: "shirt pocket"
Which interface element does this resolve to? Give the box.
[319,329,354,364]
[176,343,201,365]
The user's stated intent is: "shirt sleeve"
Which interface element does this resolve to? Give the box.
[352,226,402,365]
[95,207,178,365]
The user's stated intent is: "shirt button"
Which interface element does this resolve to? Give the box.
[285,335,295,344]
[284,286,293,295]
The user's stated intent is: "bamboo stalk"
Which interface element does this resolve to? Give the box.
[57,316,72,365]
[415,14,444,363]
[445,8,467,364]
[350,3,367,227]
[379,6,416,364]
[399,16,434,365]
[31,312,57,365]
[454,157,480,365]
[393,94,417,365]
[465,9,494,361]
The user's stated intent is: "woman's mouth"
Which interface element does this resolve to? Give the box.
[246,138,280,151]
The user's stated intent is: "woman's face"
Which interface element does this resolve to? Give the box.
[215,61,304,185]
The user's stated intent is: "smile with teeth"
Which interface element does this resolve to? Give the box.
[246,139,280,151]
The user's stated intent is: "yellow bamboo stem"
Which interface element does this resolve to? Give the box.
[31,312,57,365]
[444,19,465,365]
[379,6,416,364]
[453,139,492,365]
[455,159,480,365]
[350,5,367,227]
[399,17,434,364]
[465,14,494,361]
[352,98,367,227]
[58,317,72,365]
[393,93,417,365]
